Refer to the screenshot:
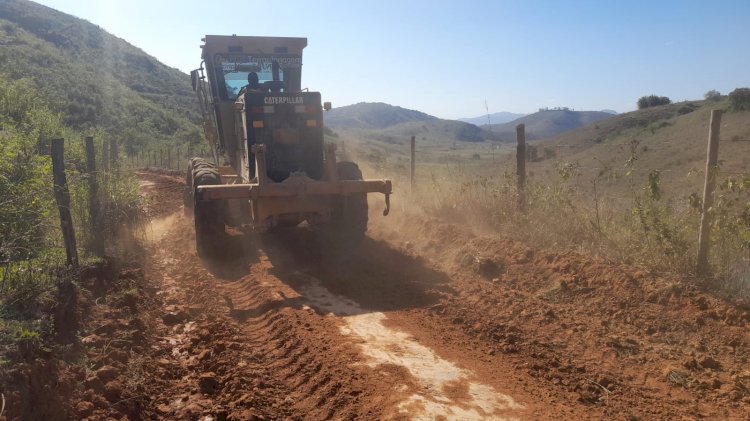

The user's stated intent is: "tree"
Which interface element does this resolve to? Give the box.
[637,95,671,110]
[728,88,750,111]
[704,90,721,101]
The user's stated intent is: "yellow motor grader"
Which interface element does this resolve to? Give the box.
[185,35,391,257]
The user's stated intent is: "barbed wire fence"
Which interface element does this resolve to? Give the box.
[404,110,748,279]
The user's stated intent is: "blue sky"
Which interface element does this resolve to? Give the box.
[35,0,750,119]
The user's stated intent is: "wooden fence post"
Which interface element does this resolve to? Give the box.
[160,149,164,168]
[84,137,104,256]
[410,135,416,190]
[697,110,722,275]
[516,124,527,213]
[167,147,172,170]
[51,139,78,267]
[102,139,109,172]
[110,139,119,170]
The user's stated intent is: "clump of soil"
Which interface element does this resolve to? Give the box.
[0,258,152,420]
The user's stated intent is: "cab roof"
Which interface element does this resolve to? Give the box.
[201,35,308,60]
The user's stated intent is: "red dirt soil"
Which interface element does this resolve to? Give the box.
[57,171,749,420]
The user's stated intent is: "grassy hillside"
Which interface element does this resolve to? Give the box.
[325,102,495,142]
[325,102,438,129]
[486,109,615,141]
[0,0,201,153]
[325,102,504,170]
[518,99,750,200]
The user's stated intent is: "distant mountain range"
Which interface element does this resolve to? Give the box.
[458,112,527,126]
[326,102,616,144]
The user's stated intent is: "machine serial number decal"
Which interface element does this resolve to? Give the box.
[264,96,304,105]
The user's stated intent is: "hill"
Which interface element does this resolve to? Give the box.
[459,111,527,126]
[325,101,492,148]
[487,109,615,141]
[374,118,487,142]
[0,0,201,152]
[324,102,438,129]
[502,99,750,201]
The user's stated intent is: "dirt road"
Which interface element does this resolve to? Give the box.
[83,172,747,420]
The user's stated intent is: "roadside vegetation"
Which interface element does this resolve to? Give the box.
[0,75,145,380]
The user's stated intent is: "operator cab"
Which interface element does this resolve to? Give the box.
[195,36,323,184]
[214,53,301,99]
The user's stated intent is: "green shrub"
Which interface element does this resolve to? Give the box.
[637,95,671,109]
[0,262,56,320]
[728,88,750,111]
[0,77,63,261]
[704,90,721,101]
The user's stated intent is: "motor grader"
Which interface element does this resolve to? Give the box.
[184,35,392,257]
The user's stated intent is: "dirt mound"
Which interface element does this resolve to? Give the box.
[368,212,750,419]
[67,260,158,419]
[0,258,153,421]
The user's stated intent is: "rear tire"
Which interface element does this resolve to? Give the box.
[190,158,226,258]
[326,161,368,244]
[183,162,194,217]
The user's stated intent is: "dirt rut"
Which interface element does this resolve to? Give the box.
[140,208,530,419]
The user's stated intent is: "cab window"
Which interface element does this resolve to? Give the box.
[214,54,300,100]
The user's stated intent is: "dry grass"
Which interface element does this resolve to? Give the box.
[346,98,750,298]
[356,142,750,300]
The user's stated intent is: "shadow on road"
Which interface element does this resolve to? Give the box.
[201,231,261,280]
[203,221,454,320]
[200,226,455,318]
[261,228,455,315]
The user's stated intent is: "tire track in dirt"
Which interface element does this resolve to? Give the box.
[136,171,544,419]
[140,218,400,419]
[256,227,584,420]
[138,170,750,420]
[295,275,524,419]
[144,212,528,419]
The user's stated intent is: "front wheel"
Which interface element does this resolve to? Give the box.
[325,161,368,245]
[190,158,226,258]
